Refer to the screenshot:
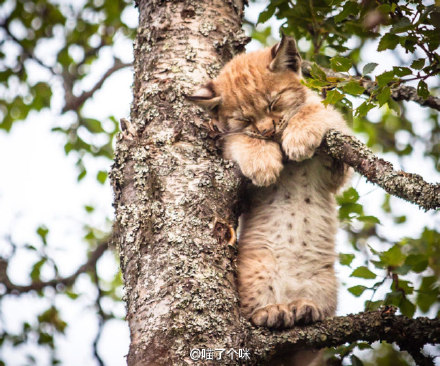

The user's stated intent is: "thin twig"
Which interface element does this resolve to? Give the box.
[0,239,109,295]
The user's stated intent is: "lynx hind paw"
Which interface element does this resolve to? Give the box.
[251,304,294,329]
[288,299,325,324]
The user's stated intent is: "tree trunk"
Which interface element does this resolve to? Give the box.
[111,0,249,364]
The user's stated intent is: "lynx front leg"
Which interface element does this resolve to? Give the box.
[223,135,283,186]
[281,100,348,162]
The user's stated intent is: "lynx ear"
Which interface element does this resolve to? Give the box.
[269,34,302,73]
[186,81,221,111]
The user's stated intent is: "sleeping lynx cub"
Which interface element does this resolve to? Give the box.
[189,36,350,332]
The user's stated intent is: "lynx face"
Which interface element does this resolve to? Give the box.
[189,36,307,140]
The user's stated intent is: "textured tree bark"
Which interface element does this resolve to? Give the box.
[320,130,440,211]
[111,1,439,365]
[110,0,249,365]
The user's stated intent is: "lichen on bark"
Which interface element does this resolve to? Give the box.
[320,130,440,210]
[111,0,250,364]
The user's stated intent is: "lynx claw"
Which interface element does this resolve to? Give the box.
[251,304,294,328]
[288,299,325,324]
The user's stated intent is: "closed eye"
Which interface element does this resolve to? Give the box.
[236,116,254,123]
[228,116,253,130]
[268,95,281,112]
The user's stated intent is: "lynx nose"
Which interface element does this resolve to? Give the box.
[261,120,276,137]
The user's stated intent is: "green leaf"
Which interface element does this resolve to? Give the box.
[392,278,414,295]
[343,81,365,95]
[400,298,415,318]
[32,82,53,110]
[377,34,400,51]
[348,285,367,297]
[417,80,429,98]
[366,300,384,311]
[65,290,79,300]
[391,17,412,33]
[83,118,105,133]
[37,226,49,246]
[376,71,395,87]
[351,266,377,279]
[387,98,401,115]
[84,205,95,213]
[358,215,381,224]
[310,63,327,81]
[362,62,378,75]
[339,253,355,266]
[38,332,54,346]
[394,215,406,224]
[385,290,403,306]
[334,2,359,23]
[339,202,363,220]
[337,187,360,204]
[380,245,405,267]
[417,276,438,313]
[392,66,412,77]
[323,89,344,106]
[97,170,108,184]
[77,169,87,181]
[405,254,428,273]
[257,5,276,24]
[330,56,352,72]
[411,58,425,70]
[351,355,364,366]
[357,342,372,350]
[30,258,46,281]
[355,101,375,118]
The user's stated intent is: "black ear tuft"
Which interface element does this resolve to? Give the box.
[186,81,221,110]
[269,35,302,73]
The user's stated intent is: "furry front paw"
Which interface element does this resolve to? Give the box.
[282,128,324,162]
[288,299,325,324]
[251,304,294,328]
[240,144,283,186]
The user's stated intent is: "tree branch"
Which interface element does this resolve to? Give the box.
[62,58,132,113]
[0,239,109,295]
[320,130,440,211]
[301,61,440,112]
[249,309,440,365]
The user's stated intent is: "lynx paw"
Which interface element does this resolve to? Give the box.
[251,304,294,328]
[282,129,324,162]
[288,299,325,324]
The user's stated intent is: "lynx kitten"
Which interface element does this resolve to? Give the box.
[189,36,350,331]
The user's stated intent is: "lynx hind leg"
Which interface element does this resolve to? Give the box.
[238,248,279,321]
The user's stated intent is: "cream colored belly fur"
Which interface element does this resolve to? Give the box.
[238,156,339,328]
